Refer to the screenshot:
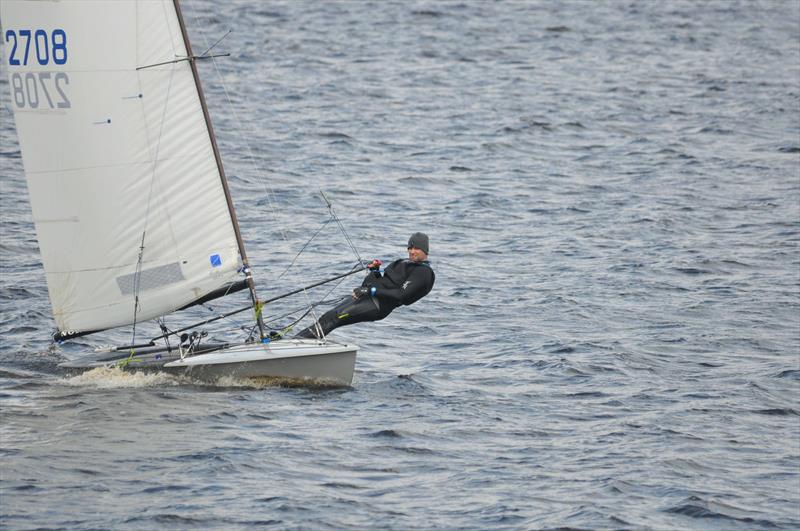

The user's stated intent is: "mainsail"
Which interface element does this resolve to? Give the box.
[2,0,253,339]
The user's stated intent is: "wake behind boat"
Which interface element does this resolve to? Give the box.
[2,0,359,385]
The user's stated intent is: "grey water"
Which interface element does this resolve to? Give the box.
[1,0,799,529]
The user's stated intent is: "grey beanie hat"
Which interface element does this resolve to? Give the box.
[408,232,429,254]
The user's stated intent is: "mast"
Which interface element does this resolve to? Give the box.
[172,0,266,339]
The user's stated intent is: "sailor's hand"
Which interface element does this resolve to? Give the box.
[353,287,369,299]
[367,259,382,271]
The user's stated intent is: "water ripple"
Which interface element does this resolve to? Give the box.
[0,0,798,529]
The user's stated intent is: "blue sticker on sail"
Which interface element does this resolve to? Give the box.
[210,254,222,267]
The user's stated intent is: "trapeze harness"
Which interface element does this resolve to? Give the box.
[295,259,435,339]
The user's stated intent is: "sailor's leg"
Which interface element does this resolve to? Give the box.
[295,307,340,339]
[295,297,379,339]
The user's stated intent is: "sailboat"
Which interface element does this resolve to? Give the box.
[1,0,358,385]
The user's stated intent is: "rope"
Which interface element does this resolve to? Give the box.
[128,231,146,352]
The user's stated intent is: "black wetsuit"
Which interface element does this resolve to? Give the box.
[296,259,435,339]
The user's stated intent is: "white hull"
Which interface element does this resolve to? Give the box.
[163,340,357,385]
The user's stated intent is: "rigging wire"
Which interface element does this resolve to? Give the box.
[276,217,333,280]
[186,4,287,244]
[320,190,365,267]
[185,2,312,337]
[199,29,232,58]
[186,3,363,265]
[184,2,370,340]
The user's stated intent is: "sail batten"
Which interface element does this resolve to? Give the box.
[2,0,246,337]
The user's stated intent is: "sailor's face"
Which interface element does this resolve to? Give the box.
[407,246,427,262]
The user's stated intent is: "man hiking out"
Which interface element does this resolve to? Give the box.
[295,232,435,339]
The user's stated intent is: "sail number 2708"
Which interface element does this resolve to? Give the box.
[5,29,70,110]
[6,29,67,65]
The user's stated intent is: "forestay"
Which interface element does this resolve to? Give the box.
[2,0,243,338]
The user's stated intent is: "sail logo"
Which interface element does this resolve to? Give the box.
[4,28,71,110]
[210,254,222,268]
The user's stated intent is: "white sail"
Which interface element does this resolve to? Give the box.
[2,0,243,337]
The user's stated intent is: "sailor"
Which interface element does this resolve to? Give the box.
[295,232,435,339]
